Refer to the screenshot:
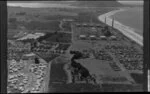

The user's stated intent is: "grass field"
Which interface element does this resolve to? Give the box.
[49,83,102,92]
[37,32,71,43]
[61,21,72,32]
[49,59,67,83]
[7,6,116,41]
[130,73,143,84]
[24,21,60,31]
[7,29,20,40]
[102,84,143,92]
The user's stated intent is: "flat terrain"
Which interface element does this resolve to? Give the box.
[7,6,143,93]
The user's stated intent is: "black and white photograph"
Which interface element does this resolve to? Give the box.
[2,0,149,93]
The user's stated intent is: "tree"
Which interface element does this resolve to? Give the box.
[103,26,112,37]
[104,30,111,37]
[54,31,58,34]
[56,37,59,42]
[34,57,40,64]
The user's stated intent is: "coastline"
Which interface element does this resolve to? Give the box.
[98,8,143,46]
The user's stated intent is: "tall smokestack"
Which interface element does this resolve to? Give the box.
[105,16,106,24]
[112,17,114,28]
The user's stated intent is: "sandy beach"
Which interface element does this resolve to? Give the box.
[98,8,143,46]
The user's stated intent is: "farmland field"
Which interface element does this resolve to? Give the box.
[7,1,144,93]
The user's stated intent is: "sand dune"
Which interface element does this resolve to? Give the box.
[98,8,143,46]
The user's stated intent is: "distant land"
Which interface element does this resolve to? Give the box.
[7,0,124,8]
[70,1,123,7]
[7,0,143,8]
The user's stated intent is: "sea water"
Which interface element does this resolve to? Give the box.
[110,7,143,36]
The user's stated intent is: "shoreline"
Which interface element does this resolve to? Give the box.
[98,8,143,46]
